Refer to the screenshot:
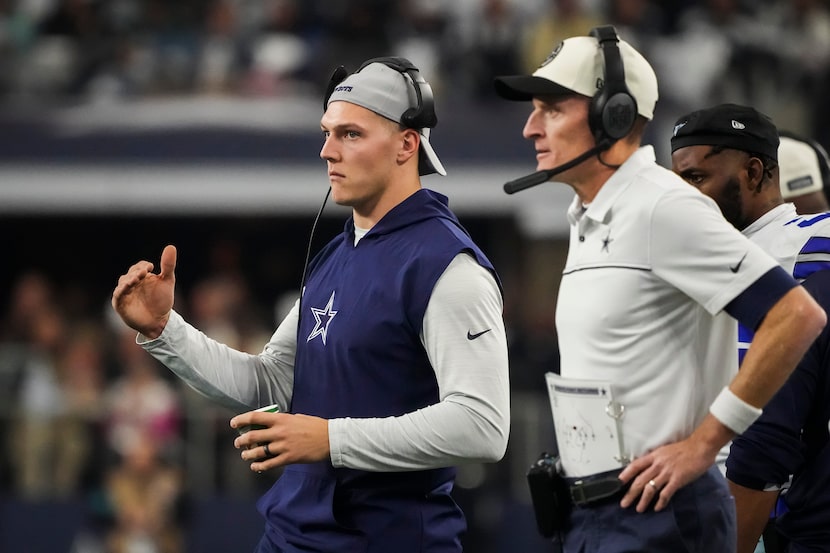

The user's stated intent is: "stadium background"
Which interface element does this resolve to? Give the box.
[1,1,829,551]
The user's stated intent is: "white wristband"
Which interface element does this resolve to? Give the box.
[709,386,762,434]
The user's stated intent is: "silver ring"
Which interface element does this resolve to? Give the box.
[263,443,273,458]
[648,479,658,489]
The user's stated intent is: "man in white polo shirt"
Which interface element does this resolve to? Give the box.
[494,26,826,552]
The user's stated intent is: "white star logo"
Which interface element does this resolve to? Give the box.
[306,291,338,345]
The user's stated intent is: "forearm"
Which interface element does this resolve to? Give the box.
[329,396,508,471]
[140,309,296,412]
[728,481,779,553]
[686,413,737,465]
[730,286,824,409]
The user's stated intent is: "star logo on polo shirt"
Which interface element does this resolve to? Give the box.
[307,290,338,345]
[602,231,613,253]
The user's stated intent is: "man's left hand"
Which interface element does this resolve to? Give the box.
[618,414,731,512]
[231,412,330,472]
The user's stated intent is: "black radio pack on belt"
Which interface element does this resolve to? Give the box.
[527,451,628,538]
[526,452,572,538]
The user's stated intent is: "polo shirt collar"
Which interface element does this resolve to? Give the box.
[567,145,657,225]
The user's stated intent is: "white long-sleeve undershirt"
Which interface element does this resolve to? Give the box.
[139,252,510,471]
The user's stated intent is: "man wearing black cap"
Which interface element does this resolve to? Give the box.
[110,57,510,553]
[671,103,830,553]
[670,103,830,281]
[494,27,826,553]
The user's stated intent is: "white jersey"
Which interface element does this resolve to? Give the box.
[743,203,830,279]
[555,146,779,470]
[738,203,830,360]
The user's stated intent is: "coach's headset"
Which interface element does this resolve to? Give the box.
[503,25,639,194]
[588,25,637,145]
[322,56,438,130]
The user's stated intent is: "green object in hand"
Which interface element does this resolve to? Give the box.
[237,404,280,436]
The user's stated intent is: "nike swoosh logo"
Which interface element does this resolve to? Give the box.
[467,329,492,340]
[730,253,748,273]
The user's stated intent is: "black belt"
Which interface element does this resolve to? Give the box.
[565,469,627,508]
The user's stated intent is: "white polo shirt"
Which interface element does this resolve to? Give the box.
[555,146,779,469]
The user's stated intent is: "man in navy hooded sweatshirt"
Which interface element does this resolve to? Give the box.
[110,57,510,553]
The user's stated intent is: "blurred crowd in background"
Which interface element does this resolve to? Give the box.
[0,239,275,552]
[2,0,830,552]
[2,0,830,144]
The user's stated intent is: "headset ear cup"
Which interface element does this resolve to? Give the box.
[589,89,636,144]
[401,71,437,129]
[600,92,637,141]
[401,107,418,129]
[401,95,437,129]
[401,101,420,128]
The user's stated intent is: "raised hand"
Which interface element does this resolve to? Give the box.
[112,245,178,339]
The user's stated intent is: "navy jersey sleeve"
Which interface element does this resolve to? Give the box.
[726,269,830,490]
[724,266,797,331]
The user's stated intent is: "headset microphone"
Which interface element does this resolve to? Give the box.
[503,140,612,194]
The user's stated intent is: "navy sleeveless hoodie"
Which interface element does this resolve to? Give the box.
[256,189,500,553]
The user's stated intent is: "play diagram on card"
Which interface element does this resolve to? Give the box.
[545,373,626,477]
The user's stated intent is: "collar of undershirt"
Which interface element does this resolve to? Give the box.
[354,225,369,246]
